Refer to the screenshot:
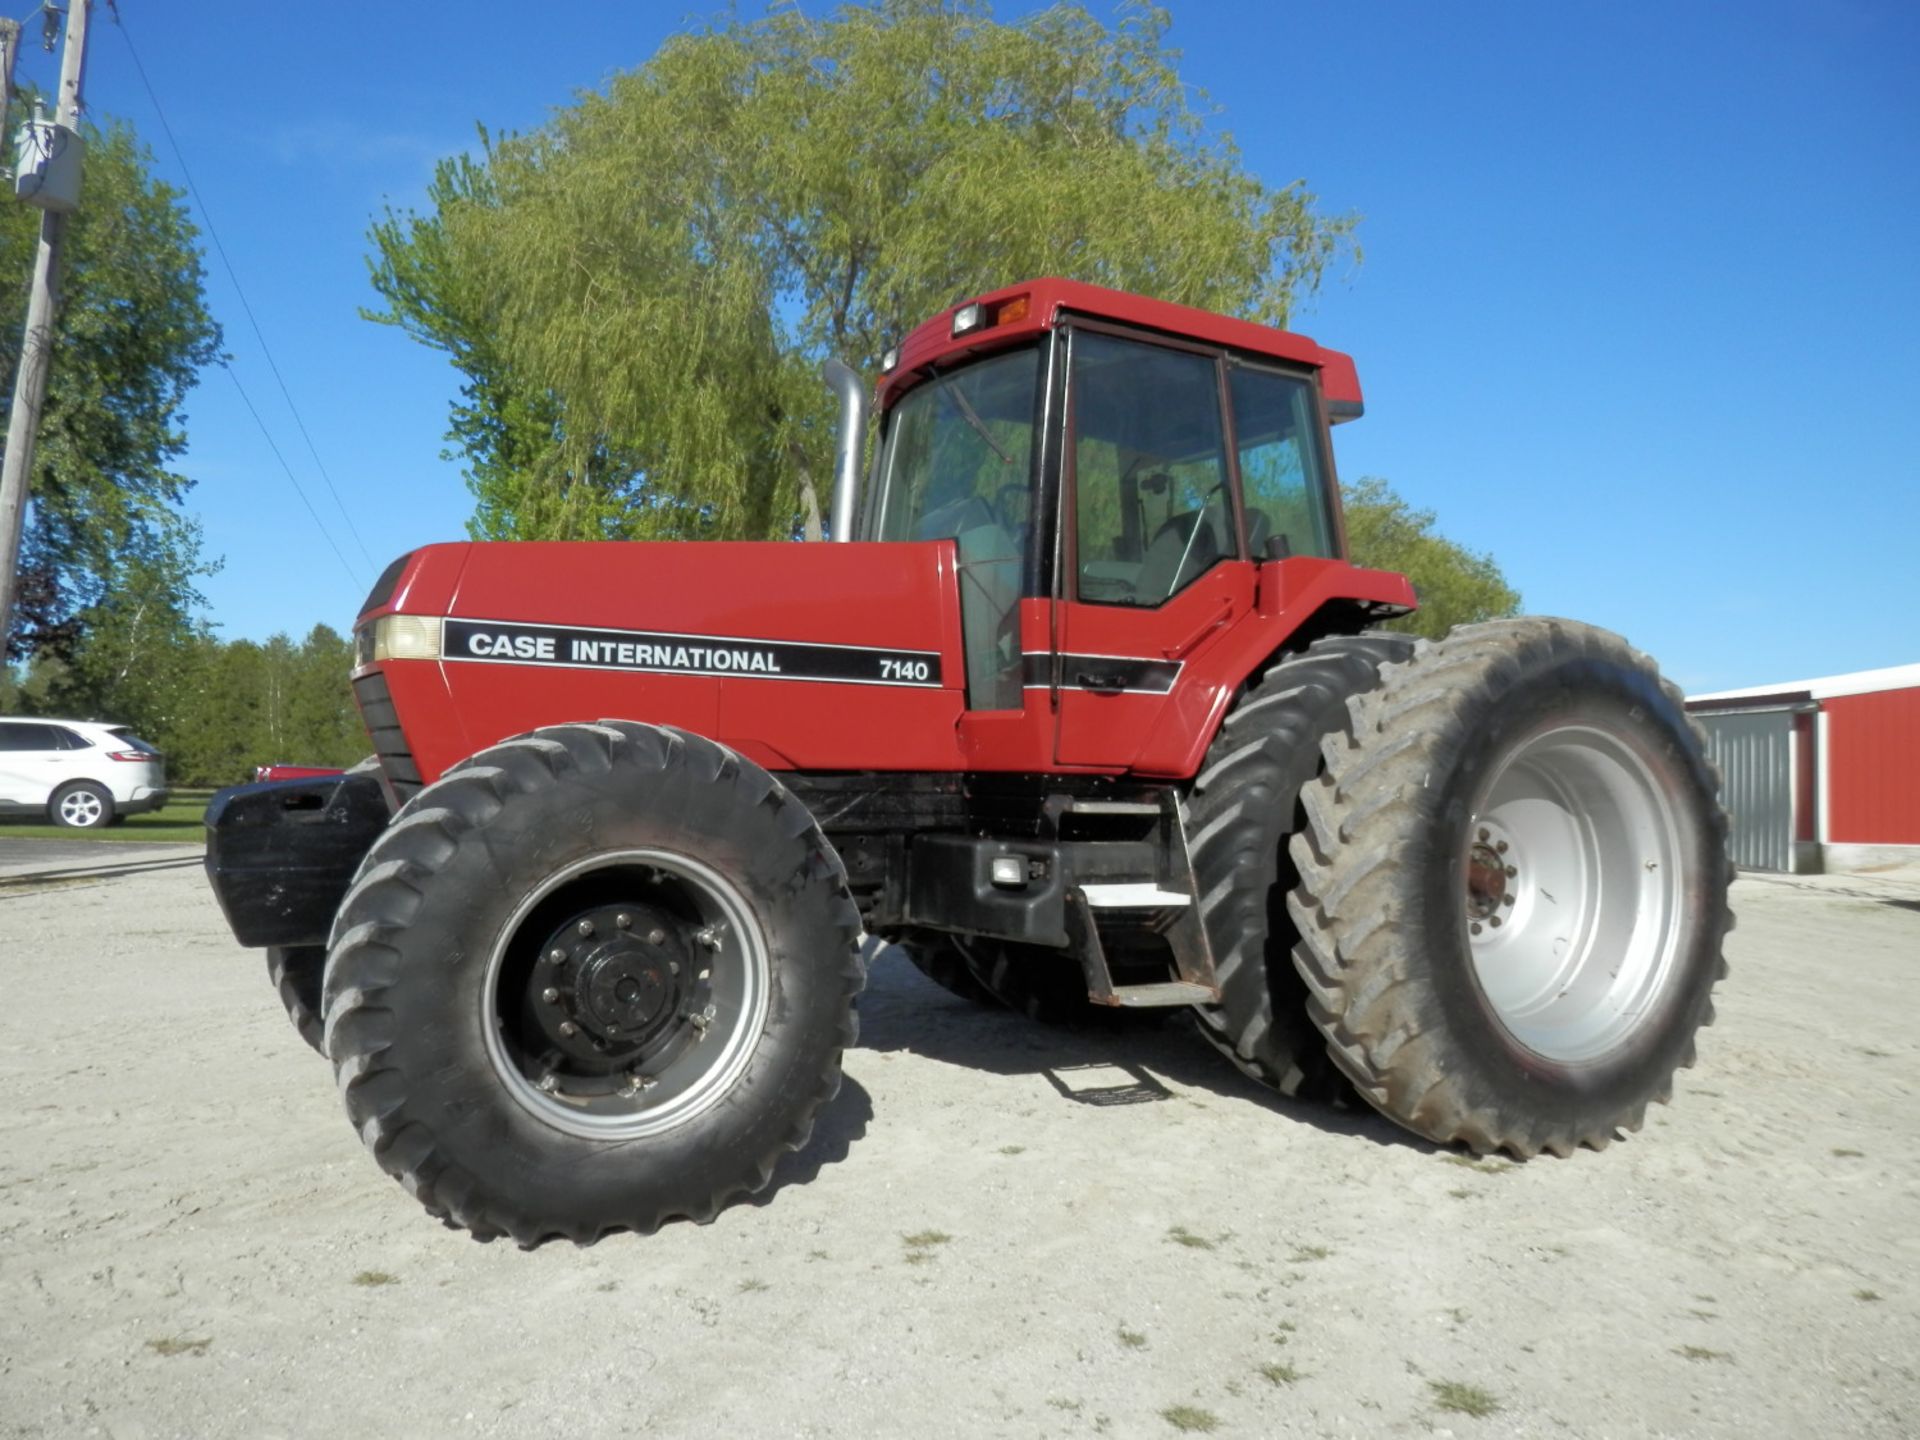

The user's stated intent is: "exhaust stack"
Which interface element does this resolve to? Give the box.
[822,357,865,542]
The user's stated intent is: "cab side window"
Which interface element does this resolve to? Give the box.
[1070,332,1233,608]
[1228,365,1338,559]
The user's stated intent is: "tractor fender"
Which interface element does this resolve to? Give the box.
[1130,559,1416,781]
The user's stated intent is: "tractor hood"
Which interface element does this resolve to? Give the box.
[352,540,971,786]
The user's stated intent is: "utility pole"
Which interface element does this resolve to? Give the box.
[0,21,20,144]
[0,0,90,657]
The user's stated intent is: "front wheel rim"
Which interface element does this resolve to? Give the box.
[1463,723,1685,1064]
[483,849,771,1140]
[60,790,103,826]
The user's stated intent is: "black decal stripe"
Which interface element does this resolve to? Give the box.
[441,619,944,688]
[1019,651,1181,695]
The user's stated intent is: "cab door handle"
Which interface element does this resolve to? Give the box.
[1075,670,1127,694]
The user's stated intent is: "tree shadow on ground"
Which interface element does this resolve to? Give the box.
[851,940,1437,1157]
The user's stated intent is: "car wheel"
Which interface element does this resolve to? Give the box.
[51,781,114,830]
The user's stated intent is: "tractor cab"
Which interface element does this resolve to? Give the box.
[849,277,1375,769]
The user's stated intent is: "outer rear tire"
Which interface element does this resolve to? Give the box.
[1290,618,1733,1156]
[321,721,863,1245]
[1183,633,1416,1097]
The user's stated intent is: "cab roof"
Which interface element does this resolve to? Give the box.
[878,276,1362,418]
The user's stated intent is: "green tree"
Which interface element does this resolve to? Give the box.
[1342,476,1521,639]
[2,115,223,660]
[367,0,1355,543]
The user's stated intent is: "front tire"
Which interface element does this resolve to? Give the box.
[51,781,113,829]
[321,722,863,1244]
[267,946,326,1054]
[1290,618,1732,1157]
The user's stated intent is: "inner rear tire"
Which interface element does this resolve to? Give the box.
[1290,618,1732,1157]
[1183,632,1415,1097]
[321,721,863,1245]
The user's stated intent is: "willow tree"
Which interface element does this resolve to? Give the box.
[367,0,1355,542]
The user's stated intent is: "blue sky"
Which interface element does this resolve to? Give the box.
[29,0,1916,693]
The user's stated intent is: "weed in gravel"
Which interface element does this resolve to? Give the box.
[1689,1309,1717,1320]
[352,1270,399,1287]
[1257,1361,1303,1386]
[1859,1047,1893,1059]
[145,1336,210,1358]
[902,1230,951,1264]
[1831,1147,1865,1158]
[806,1249,830,1262]
[738,1277,769,1294]
[1448,1187,1473,1199]
[1047,1398,1082,1412]
[998,1144,1026,1156]
[1289,1244,1332,1263]
[1428,1380,1500,1417]
[1855,1289,1883,1302]
[1273,1320,1297,1343]
[1160,1404,1220,1432]
[1443,1154,1515,1175]
[1118,1326,1148,1350]
[1675,1345,1731,1362]
[594,1280,619,1293]
[1166,1225,1216,1250]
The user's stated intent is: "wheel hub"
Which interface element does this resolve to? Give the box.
[573,938,682,1041]
[533,902,699,1065]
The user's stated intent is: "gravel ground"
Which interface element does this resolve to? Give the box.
[0,864,1915,1439]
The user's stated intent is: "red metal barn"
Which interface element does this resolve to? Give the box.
[1687,663,1920,874]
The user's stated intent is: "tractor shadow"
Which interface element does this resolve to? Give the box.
[753,1072,875,1206]
[851,941,1438,1157]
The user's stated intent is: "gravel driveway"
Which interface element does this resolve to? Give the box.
[1,866,1915,1438]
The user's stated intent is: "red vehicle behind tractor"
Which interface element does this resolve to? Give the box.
[205,278,1731,1245]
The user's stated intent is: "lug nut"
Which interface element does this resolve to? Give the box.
[1489,916,1503,928]
[541,986,560,1004]
[1470,922,1484,935]
[647,928,666,946]
[694,925,723,951]
[576,919,595,938]
[668,961,680,976]
[546,948,566,964]
[537,1073,559,1093]
[558,1021,578,1038]
[1505,865,1517,878]
[616,913,633,930]
[1495,840,1509,854]
[1477,828,1490,842]
[1502,894,1515,907]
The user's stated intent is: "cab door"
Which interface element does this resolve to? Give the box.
[1051,327,1254,768]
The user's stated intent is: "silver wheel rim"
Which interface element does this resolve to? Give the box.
[482,849,771,1140]
[1464,723,1684,1064]
[59,789,104,826]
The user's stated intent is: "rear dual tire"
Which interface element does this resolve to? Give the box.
[1289,618,1732,1156]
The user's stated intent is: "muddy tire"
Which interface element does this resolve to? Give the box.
[267,945,326,1054]
[1183,633,1417,1097]
[1290,618,1733,1156]
[898,934,998,1007]
[321,721,863,1245]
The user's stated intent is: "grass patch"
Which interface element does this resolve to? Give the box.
[1855,1289,1883,1302]
[997,1144,1026,1156]
[1442,1154,1515,1175]
[0,788,213,844]
[1257,1361,1303,1386]
[1166,1225,1215,1250]
[1117,1326,1148,1350]
[1674,1345,1731,1362]
[351,1270,400,1287]
[1428,1380,1500,1417]
[902,1230,950,1264]
[145,1335,211,1358]
[1831,1147,1865,1158]
[806,1249,830,1262]
[737,1277,769,1293]
[1160,1405,1219,1433]
[1289,1244,1332,1263]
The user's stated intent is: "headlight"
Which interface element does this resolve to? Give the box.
[357,614,443,666]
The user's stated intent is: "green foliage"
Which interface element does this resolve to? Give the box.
[1341,476,1521,638]
[367,0,1355,542]
[3,115,223,659]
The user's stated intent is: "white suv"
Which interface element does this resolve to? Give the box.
[0,718,170,829]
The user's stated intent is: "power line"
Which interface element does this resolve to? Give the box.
[108,2,379,580]
[221,361,364,589]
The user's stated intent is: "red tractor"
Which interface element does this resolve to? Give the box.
[205,278,1731,1245]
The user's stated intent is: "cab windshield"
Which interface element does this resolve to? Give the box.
[870,346,1041,709]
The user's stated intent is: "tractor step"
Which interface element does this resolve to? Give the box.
[1080,882,1192,908]
[1100,981,1216,1008]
